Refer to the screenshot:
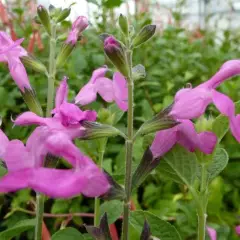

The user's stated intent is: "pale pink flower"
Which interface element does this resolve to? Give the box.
[66,16,89,45]
[207,226,217,240]
[75,67,128,111]
[235,225,240,236]
[0,31,31,92]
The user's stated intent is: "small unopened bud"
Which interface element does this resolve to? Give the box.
[118,14,129,36]
[37,5,51,35]
[21,55,47,75]
[85,213,111,239]
[55,8,71,23]
[140,220,151,240]
[66,16,89,45]
[21,89,43,116]
[56,43,75,68]
[81,121,126,140]
[104,36,129,77]
[132,148,160,189]
[132,24,156,48]
[136,104,179,137]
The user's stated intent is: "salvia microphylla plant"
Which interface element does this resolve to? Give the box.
[0,4,240,240]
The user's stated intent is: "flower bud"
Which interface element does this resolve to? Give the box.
[21,55,47,75]
[56,43,75,68]
[104,36,129,77]
[132,148,160,189]
[118,14,129,36]
[66,16,89,45]
[81,121,126,140]
[136,104,179,137]
[37,5,51,35]
[85,213,111,239]
[21,89,43,116]
[55,8,71,23]
[140,220,151,240]
[132,24,156,48]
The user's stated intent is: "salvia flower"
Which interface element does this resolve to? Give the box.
[150,120,217,158]
[66,16,89,45]
[207,227,217,240]
[236,225,240,236]
[75,67,128,111]
[0,129,109,198]
[170,60,240,142]
[0,31,31,92]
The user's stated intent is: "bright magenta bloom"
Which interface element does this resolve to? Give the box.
[75,67,128,111]
[0,31,31,92]
[170,60,240,142]
[207,227,217,240]
[0,129,109,198]
[150,120,217,158]
[1,78,109,198]
[236,225,240,236]
[66,16,89,45]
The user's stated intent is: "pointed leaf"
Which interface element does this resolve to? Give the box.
[157,144,198,187]
[52,227,85,240]
[207,148,228,182]
[0,219,36,239]
[212,115,229,143]
[130,211,182,240]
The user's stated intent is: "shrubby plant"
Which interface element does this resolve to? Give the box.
[0,3,240,240]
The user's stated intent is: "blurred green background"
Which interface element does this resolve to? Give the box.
[1,0,240,239]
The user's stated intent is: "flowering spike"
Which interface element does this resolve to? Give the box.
[104,36,129,77]
[132,24,156,48]
[37,5,51,35]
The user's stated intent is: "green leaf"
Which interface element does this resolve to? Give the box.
[157,144,198,186]
[212,115,229,142]
[100,200,123,224]
[52,227,85,240]
[130,210,182,240]
[207,148,229,182]
[0,219,36,239]
[108,104,125,125]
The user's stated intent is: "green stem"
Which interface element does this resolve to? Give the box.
[46,23,57,117]
[122,49,134,240]
[197,164,208,240]
[34,22,57,240]
[94,138,107,226]
[34,193,45,240]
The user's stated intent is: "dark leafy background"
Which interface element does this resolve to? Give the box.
[0,0,240,239]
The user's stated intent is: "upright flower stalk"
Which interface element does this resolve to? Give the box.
[122,42,134,240]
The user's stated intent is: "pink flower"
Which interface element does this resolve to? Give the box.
[207,227,217,240]
[75,67,128,111]
[0,129,109,198]
[104,36,121,52]
[150,119,217,158]
[170,60,240,142]
[66,16,89,45]
[235,225,240,236]
[0,31,31,92]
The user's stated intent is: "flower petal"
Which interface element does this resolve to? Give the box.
[171,87,212,119]
[230,114,240,142]
[89,66,108,84]
[75,83,97,105]
[150,128,177,158]
[0,129,9,158]
[14,112,48,126]
[212,90,235,117]
[207,227,217,240]
[3,140,33,171]
[113,72,128,111]
[95,77,114,102]
[55,77,68,109]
